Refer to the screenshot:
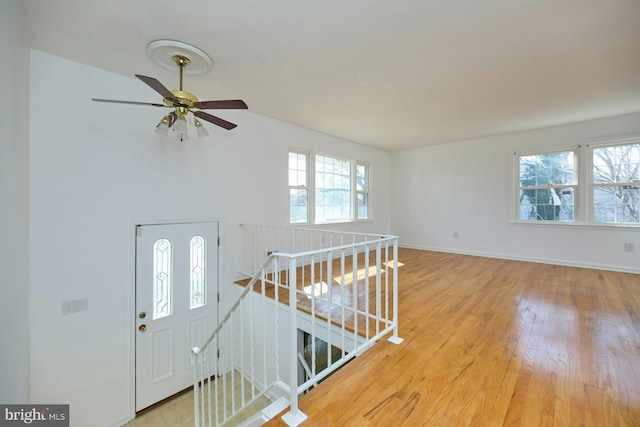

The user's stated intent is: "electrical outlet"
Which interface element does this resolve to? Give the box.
[624,242,635,252]
[62,297,88,315]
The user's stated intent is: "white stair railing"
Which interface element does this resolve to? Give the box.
[192,225,403,427]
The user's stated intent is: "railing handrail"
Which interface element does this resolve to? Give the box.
[247,236,397,261]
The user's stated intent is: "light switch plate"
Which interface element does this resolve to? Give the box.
[62,297,88,315]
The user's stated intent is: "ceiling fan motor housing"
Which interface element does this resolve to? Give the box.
[167,90,198,117]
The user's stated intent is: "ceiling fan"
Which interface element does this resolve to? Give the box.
[92,54,248,140]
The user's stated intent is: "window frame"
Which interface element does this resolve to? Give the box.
[288,148,371,225]
[314,152,354,224]
[288,148,311,224]
[514,146,579,223]
[587,138,640,226]
[355,161,371,220]
[513,138,640,228]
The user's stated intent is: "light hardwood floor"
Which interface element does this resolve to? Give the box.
[264,248,640,426]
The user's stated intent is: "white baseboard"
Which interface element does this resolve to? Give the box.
[399,243,640,274]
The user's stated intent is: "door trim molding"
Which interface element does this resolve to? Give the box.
[125,217,224,420]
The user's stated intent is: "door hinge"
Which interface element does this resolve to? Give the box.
[218,237,221,246]
[217,349,220,358]
[136,226,142,237]
[217,293,220,303]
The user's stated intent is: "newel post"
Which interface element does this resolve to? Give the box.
[282,257,308,426]
[388,238,404,345]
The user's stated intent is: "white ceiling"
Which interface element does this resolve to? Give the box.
[24,0,640,151]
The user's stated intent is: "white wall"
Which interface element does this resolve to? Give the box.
[391,113,640,273]
[28,50,391,427]
[0,0,30,403]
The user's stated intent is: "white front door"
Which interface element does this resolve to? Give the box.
[135,222,219,411]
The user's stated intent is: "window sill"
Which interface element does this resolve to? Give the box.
[289,219,374,227]
[511,220,640,230]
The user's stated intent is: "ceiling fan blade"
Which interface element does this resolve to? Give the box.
[193,111,237,130]
[195,99,248,110]
[91,98,167,107]
[135,74,177,101]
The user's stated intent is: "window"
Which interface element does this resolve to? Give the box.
[356,162,370,220]
[315,155,352,223]
[590,141,640,224]
[516,148,578,222]
[288,149,371,224]
[515,139,640,227]
[289,150,309,224]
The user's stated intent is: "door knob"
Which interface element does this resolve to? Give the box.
[138,311,146,319]
[139,325,147,332]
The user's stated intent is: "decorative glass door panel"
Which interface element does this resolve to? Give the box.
[190,235,206,309]
[153,238,173,319]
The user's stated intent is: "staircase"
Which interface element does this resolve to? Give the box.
[191,225,403,426]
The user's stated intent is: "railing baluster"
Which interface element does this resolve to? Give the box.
[310,254,316,381]
[239,300,246,407]
[261,269,267,392]
[352,235,358,354]
[274,257,280,384]
[376,240,382,336]
[326,247,333,367]
[193,351,200,427]
[249,284,255,401]
[227,317,233,418]
[340,249,346,359]
[206,345,212,427]
[364,242,370,340]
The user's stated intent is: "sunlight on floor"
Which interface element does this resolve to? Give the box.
[304,281,330,296]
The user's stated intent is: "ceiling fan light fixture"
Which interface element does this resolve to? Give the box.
[155,121,169,136]
[194,119,209,139]
[173,116,189,142]
[154,114,174,136]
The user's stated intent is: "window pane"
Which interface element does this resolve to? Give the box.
[593,144,640,184]
[519,151,575,187]
[357,193,369,219]
[290,188,308,223]
[356,164,368,192]
[288,170,297,186]
[153,238,173,319]
[289,150,309,223]
[315,155,352,223]
[190,235,206,309]
[519,188,574,221]
[289,152,307,186]
[591,143,640,224]
[593,185,640,224]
